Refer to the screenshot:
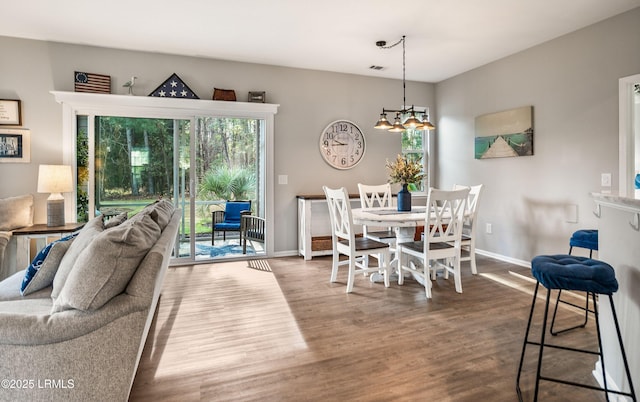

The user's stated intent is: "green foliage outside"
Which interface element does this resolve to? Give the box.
[77,115,260,235]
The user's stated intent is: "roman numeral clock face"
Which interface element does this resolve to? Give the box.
[319,120,366,169]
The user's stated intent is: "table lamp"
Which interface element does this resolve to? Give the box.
[37,164,73,227]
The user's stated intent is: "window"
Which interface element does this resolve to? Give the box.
[400,107,431,193]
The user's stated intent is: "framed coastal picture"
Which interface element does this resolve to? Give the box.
[0,128,30,163]
[475,106,533,159]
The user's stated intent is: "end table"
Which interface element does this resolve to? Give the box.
[13,223,85,269]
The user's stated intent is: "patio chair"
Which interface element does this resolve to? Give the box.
[241,214,265,254]
[212,200,251,245]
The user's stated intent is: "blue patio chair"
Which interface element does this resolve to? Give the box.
[212,200,251,245]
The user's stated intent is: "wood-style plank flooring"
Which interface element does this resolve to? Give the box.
[130,255,607,401]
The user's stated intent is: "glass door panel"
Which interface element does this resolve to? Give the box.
[194,116,266,260]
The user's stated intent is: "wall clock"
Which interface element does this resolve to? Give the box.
[319,120,366,169]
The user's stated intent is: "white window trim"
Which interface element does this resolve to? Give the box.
[51,91,279,257]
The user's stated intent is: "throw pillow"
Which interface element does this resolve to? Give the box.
[104,212,128,229]
[138,199,174,230]
[51,214,105,299]
[51,211,161,313]
[21,235,75,295]
[0,194,34,231]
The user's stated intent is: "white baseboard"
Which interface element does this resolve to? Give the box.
[275,248,533,267]
[592,358,628,402]
[475,249,531,269]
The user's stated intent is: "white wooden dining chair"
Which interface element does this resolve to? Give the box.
[357,183,396,268]
[453,184,483,274]
[323,186,390,293]
[396,187,469,298]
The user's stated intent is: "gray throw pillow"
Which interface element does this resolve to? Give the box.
[104,212,128,229]
[138,199,174,230]
[51,212,161,313]
[51,214,105,299]
[0,194,34,231]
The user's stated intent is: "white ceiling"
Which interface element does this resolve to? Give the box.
[2,0,639,83]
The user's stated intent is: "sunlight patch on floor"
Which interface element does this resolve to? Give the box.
[150,261,308,378]
[481,270,590,313]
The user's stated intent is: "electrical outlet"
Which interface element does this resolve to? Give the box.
[601,173,611,187]
[486,223,492,234]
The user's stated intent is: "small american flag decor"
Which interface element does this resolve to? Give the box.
[74,71,111,94]
[148,73,199,99]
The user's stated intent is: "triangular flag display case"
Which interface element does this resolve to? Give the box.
[149,73,199,99]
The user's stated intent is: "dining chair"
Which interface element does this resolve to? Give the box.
[396,187,469,298]
[357,183,396,268]
[323,186,390,293]
[453,184,483,274]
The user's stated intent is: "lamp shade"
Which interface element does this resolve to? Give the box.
[37,165,73,195]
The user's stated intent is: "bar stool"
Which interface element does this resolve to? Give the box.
[550,229,598,335]
[516,254,636,402]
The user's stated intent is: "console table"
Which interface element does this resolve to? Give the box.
[297,194,361,260]
[13,223,85,269]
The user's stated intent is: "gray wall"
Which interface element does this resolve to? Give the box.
[0,36,434,254]
[2,7,638,259]
[435,7,640,263]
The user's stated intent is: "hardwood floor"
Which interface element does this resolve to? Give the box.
[130,255,607,401]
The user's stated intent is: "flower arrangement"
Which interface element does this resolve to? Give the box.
[385,154,425,187]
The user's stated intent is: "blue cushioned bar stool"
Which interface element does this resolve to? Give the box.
[550,230,599,335]
[516,255,636,402]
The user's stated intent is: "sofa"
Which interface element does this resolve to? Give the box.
[0,194,35,281]
[0,199,180,402]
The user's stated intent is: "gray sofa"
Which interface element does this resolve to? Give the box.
[0,200,180,402]
[0,194,35,281]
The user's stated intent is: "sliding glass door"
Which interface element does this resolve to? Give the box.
[55,91,278,263]
[75,114,265,262]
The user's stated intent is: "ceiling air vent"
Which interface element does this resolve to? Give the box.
[369,65,385,71]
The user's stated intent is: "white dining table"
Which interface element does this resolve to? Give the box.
[352,206,428,244]
[352,206,429,283]
[352,205,470,284]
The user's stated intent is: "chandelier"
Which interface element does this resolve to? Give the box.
[373,35,435,132]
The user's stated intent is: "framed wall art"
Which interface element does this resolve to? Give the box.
[0,99,22,126]
[0,128,30,163]
[474,106,533,159]
[248,91,266,103]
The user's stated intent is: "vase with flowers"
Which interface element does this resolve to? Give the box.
[385,154,425,211]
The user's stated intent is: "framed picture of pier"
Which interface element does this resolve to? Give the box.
[0,128,30,163]
[474,106,533,159]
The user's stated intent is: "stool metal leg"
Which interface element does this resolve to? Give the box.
[591,292,610,402]
[550,290,592,336]
[533,287,552,401]
[517,283,540,401]
[549,246,595,336]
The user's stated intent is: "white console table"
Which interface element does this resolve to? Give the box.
[297,194,362,260]
[591,193,639,394]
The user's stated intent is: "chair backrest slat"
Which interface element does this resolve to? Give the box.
[358,183,393,209]
[425,188,469,244]
[323,186,355,243]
